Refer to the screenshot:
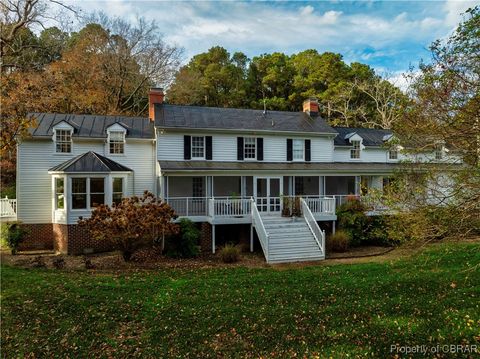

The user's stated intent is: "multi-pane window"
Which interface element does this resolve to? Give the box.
[244,137,256,159]
[55,177,64,209]
[293,139,304,161]
[55,129,72,153]
[192,177,203,197]
[72,178,87,209]
[350,140,361,159]
[191,136,205,159]
[109,131,125,154]
[112,178,123,205]
[90,178,105,208]
[388,148,398,160]
[435,147,443,160]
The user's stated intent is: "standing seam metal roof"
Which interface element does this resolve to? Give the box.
[48,151,133,172]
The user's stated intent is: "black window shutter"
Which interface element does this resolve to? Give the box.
[237,137,244,160]
[205,136,212,160]
[257,138,264,161]
[305,139,311,162]
[184,135,191,160]
[286,139,293,161]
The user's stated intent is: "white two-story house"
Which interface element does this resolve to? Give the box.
[15,88,425,262]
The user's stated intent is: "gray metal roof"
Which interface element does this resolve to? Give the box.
[154,104,337,134]
[49,151,133,173]
[28,113,155,139]
[333,127,392,147]
[159,160,402,174]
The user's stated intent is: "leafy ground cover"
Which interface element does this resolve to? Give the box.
[1,242,479,358]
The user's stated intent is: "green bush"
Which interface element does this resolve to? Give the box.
[165,219,200,258]
[219,244,241,263]
[3,222,27,255]
[336,199,369,246]
[326,230,350,252]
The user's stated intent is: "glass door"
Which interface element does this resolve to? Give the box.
[255,177,282,213]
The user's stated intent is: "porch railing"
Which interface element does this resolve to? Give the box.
[167,197,208,217]
[0,197,17,218]
[251,198,269,260]
[209,197,251,217]
[300,198,325,255]
[303,196,335,215]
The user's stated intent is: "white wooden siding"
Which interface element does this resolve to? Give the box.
[333,147,399,163]
[157,131,334,163]
[17,138,156,224]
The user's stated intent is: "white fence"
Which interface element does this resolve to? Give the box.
[0,197,17,218]
[300,198,325,254]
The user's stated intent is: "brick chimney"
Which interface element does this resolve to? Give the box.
[303,97,319,116]
[148,87,164,122]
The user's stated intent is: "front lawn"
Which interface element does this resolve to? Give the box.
[1,242,479,357]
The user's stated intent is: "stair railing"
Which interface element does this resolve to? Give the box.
[251,197,269,261]
[300,197,325,255]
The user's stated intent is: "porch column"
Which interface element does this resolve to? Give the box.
[241,176,246,197]
[250,224,254,252]
[319,176,325,196]
[332,221,336,234]
[212,224,216,253]
[355,176,361,195]
[206,176,213,197]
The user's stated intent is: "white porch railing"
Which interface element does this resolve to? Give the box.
[167,197,208,217]
[300,198,325,254]
[0,197,17,218]
[251,198,269,260]
[303,196,336,215]
[209,197,251,217]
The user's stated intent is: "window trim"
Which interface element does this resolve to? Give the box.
[243,137,256,161]
[54,177,65,210]
[54,128,73,154]
[292,139,305,161]
[350,140,361,159]
[70,176,107,211]
[108,130,126,155]
[388,147,398,160]
[191,136,206,160]
[112,177,125,205]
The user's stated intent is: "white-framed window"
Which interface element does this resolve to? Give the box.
[244,137,256,160]
[112,177,124,205]
[435,147,444,160]
[388,148,398,160]
[55,129,72,153]
[109,131,125,154]
[90,178,105,208]
[72,178,87,209]
[191,136,205,159]
[350,140,361,159]
[71,177,105,210]
[293,139,304,161]
[55,177,65,209]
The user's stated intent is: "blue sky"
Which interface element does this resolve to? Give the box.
[68,0,477,86]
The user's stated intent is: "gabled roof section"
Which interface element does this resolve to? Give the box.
[28,113,154,139]
[154,104,337,135]
[334,127,393,147]
[48,151,133,173]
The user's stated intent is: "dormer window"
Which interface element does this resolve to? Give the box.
[55,129,72,153]
[109,131,125,154]
[435,147,444,160]
[389,148,398,160]
[350,140,361,159]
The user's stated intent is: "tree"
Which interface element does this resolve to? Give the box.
[387,6,480,242]
[78,192,179,261]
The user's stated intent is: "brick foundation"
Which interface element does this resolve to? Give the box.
[19,224,54,250]
[200,222,212,253]
[21,223,114,255]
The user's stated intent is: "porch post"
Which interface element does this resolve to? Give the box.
[250,224,254,252]
[355,176,361,195]
[241,176,246,197]
[332,220,336,235]
[319,176,324,196]
[212,224,216,253]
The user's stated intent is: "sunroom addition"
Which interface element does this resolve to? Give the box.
[48,151,132,224]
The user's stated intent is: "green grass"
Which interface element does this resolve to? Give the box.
[1,242,479,358]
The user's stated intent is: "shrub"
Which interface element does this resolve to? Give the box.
[336,199,369,246]
[3,222,27,255]
[52,257,66,269]
[79,192,179,261]
[165,218,200,258]
[326,230,350,252]
[219,244,241,263]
